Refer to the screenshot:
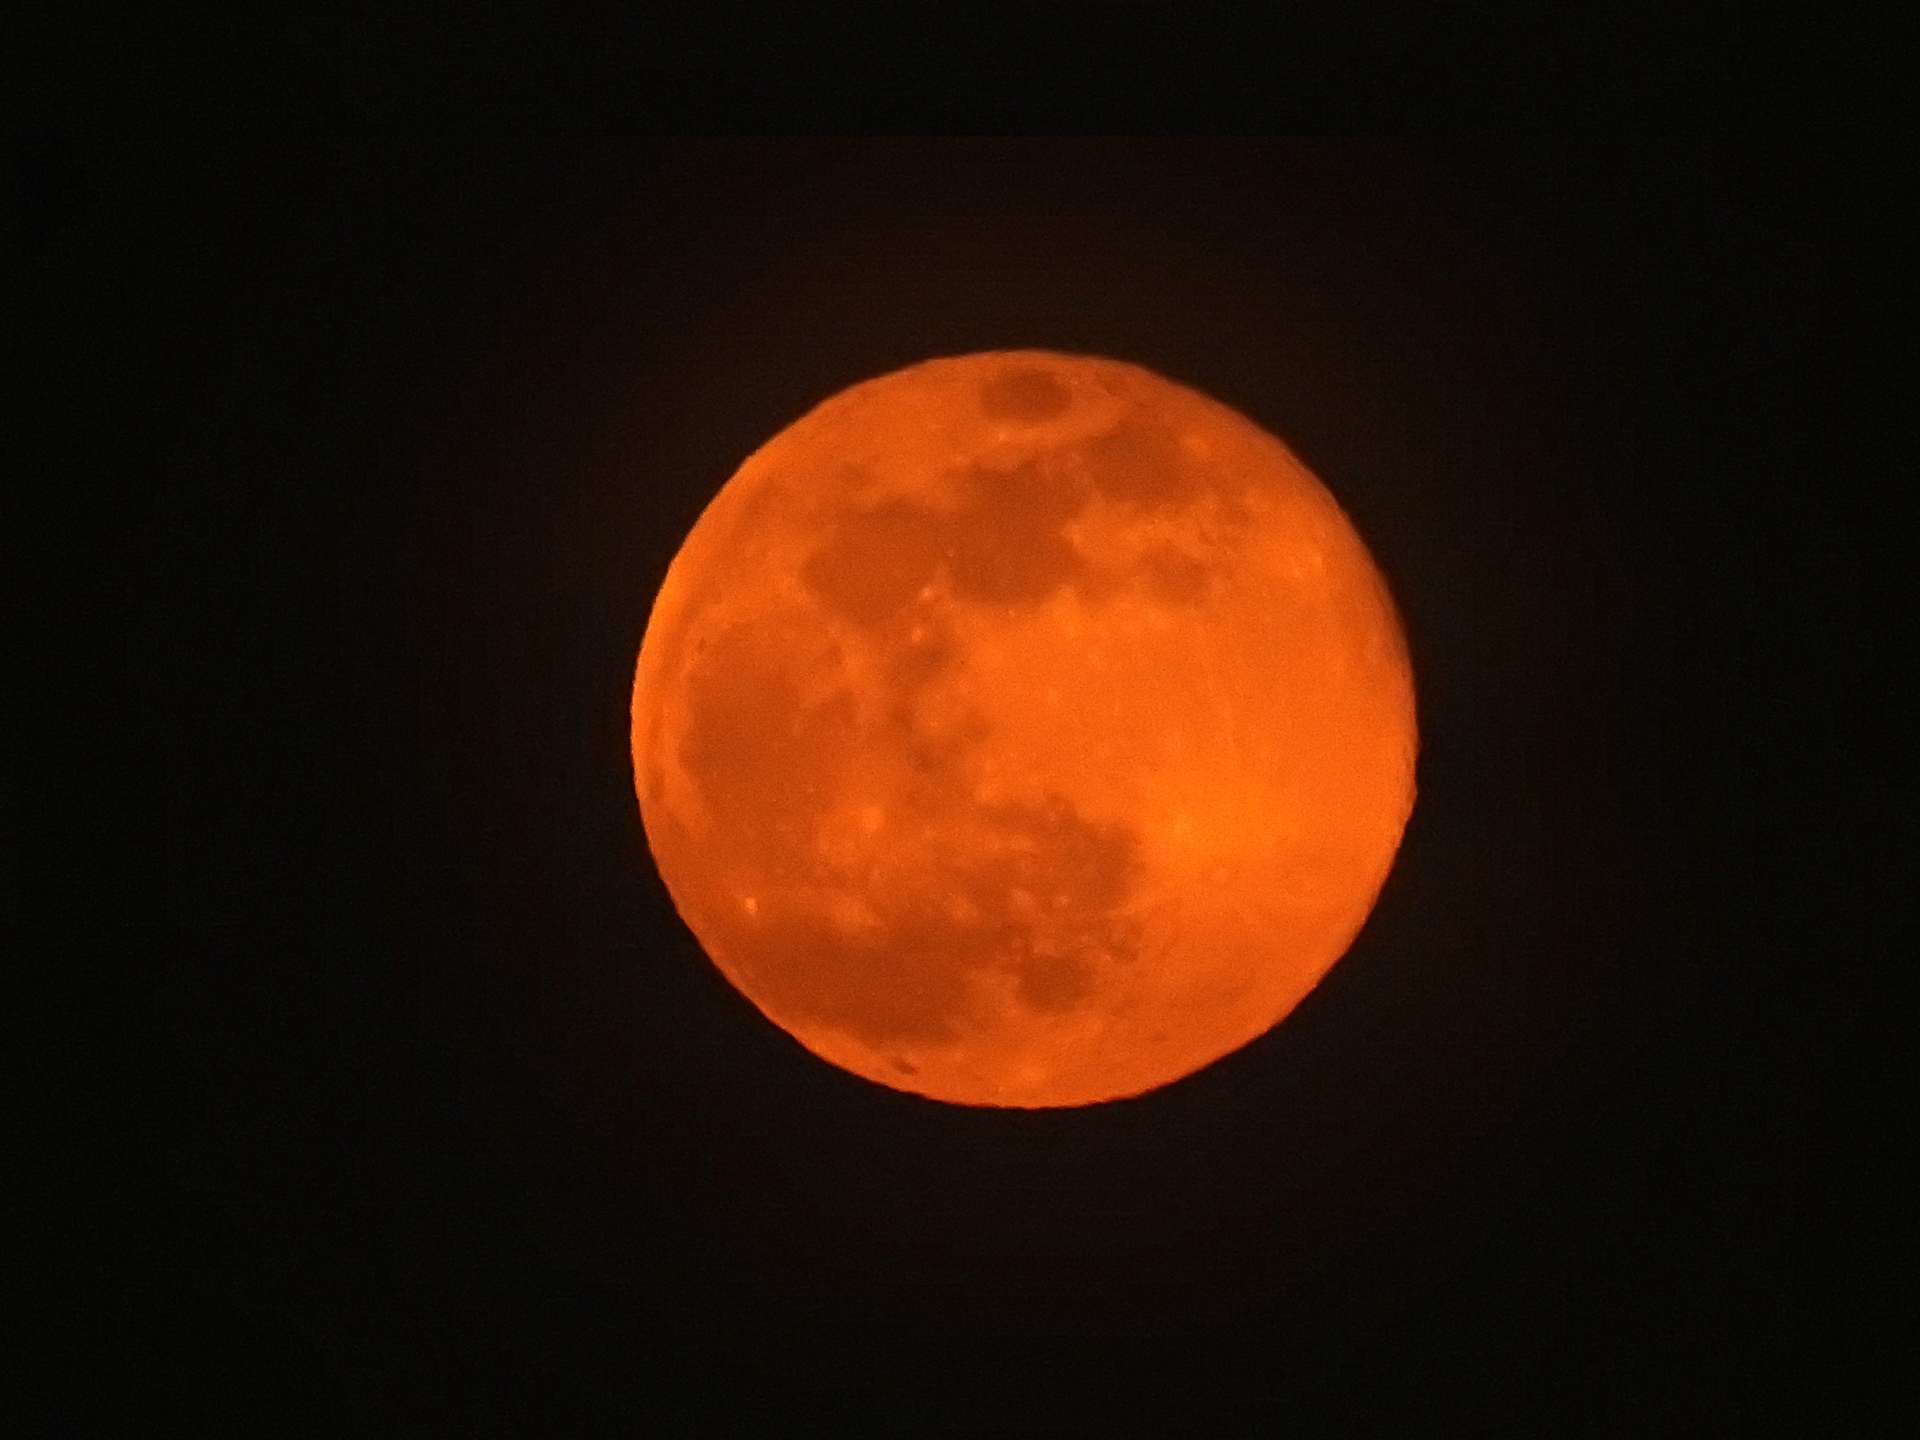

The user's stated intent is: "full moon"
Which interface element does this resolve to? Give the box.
[632,352,1417,1107]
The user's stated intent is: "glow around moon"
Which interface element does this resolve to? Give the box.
[632,352,1416,1107]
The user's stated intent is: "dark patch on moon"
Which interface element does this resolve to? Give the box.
[801,453,1096,624]
[883,617,959,691]
[1140,546,1213,604]
[903,710,991,785]
[994,793,1140,915]
[1078,416,1199,512]
[1015,952,1096,1014]
[979,365,1071,423]
[801,502,947,627]
[738,902,974,1044]
[678,621,856,869]
[730,788,1145,1049]
[946,459,1090,606]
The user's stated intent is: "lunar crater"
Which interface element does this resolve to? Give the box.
[979,364,1073,423]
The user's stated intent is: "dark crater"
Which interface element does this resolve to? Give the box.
[978,365,1072,424]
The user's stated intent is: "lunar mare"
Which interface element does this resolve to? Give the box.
[632,352,1416,1107]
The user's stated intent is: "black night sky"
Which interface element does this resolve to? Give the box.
[37,131,1900,1435]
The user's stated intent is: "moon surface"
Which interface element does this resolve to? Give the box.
[632,351,1417,1108]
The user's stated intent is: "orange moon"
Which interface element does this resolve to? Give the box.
[632,351,1417,1107]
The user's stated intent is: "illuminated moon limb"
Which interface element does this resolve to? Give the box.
[633,350,1416,1108]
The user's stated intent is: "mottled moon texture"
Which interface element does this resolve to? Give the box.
[632,352,1417,1107]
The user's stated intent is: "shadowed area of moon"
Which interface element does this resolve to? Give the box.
[634,351,1417,1107]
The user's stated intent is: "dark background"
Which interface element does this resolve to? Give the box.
[34,133,1901,1434]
